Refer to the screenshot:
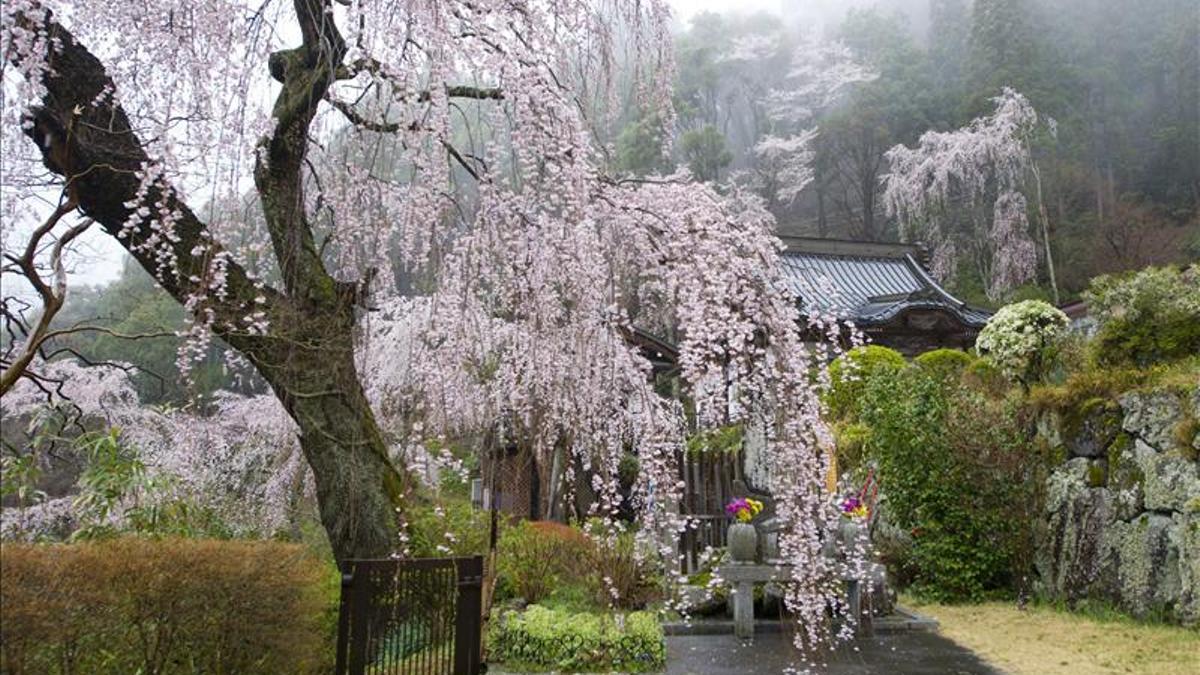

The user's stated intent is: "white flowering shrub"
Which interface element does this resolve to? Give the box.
[976,300,1069,383]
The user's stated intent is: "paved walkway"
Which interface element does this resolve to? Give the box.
[667,631,1004,674]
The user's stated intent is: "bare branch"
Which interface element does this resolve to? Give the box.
[0,196,84,397]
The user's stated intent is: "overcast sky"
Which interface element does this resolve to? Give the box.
[669,0,782,22]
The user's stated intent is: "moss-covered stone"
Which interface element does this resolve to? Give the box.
[1120,389,1185,452]
[1133,440,1200,513]
[1037,411,1064,452]
[1033,370,1200,625]
[1107,436,1146,521]
[1038,462,1119,606]
[1063,397,1122,459]
[1169,511,1200,625]
[1112,513,1181,620]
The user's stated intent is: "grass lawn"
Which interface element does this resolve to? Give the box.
[904,596,1200,675]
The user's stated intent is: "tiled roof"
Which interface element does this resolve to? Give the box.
[778,237,991,328]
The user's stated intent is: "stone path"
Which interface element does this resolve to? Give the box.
[666,631,1004,674]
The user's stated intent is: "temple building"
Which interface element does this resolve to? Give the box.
[778,237,992,355]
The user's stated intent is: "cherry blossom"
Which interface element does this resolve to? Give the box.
[882,88,1047,300]
[3,1,866,654]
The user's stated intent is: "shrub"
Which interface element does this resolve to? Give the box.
[860,369,1039,602]
[685,423,743,455]
[0,538,333,674]
[827,345,907,420]
[497,520,588,604]
[1084,264,1200,367]
[405,499,492,557]
[976,300,1069,385]
[1026,367,1148,414]
[496,520,658,611]
[488,605,665,672]
[580,524,662,610]
[961,356,1010,398]
[914,348,974,383]
[833,421,872,474]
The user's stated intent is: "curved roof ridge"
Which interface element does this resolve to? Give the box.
[777,242,991,329]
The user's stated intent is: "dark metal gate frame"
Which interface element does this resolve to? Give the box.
[335,556,484,675]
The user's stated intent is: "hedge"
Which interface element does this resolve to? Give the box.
[0,538,335,674]
[488,605,665,672]
[827,345,907,420]
[913,348,974,382]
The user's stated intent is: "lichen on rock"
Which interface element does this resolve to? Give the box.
[1131,440,1200,513]
[1120,390,1185,453]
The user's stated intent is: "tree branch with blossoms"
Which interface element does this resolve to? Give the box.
[4,3,871,657]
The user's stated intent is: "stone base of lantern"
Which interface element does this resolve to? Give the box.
[721,560,870,640]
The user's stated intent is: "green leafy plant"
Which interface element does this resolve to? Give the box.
[685,423,744,455]
[860,369,1040,601]
[827,345,907,420]
[581,522,662,610]
[71,429,225,540]
[488,605,665,672]
[404,499,492,558]
[496,520,588,604]
[1084,264,1200,367]
[0,452,45,507]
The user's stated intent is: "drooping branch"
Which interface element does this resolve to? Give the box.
[14,11,282,351]
[323,97,484,180]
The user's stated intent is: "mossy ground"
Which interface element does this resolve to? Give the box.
[904,595,1200,675]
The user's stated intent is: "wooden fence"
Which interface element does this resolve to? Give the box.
[678,450,743,573]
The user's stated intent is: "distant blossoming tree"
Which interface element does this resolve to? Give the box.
[0,359,305,540]
[751,36,876,211]
[3,0,863,651]
[882,88,1059,302]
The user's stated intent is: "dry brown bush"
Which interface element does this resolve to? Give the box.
[0,538,335,674]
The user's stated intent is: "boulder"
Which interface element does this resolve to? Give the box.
[1119,390,1183,452]
[1131,440,1200,513]
[1112,513,1181,619]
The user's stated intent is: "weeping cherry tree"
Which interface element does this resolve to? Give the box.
[2,0,864,653]
[881,88,1059,302]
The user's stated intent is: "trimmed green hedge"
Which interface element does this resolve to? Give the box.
[488,605,665,672]
[827,345,907,420]
[914,348,974,382]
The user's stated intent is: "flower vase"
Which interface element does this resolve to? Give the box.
[728,522,758,562]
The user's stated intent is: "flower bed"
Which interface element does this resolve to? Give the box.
[488,605,665,673]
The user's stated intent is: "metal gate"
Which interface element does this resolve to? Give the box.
[335,556,484,675]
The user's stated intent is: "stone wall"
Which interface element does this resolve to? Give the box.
[1035,386,1200,624]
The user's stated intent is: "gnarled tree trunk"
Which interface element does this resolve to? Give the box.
[17,4,406,564]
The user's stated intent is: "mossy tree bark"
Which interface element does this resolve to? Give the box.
[18,3,406,564]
